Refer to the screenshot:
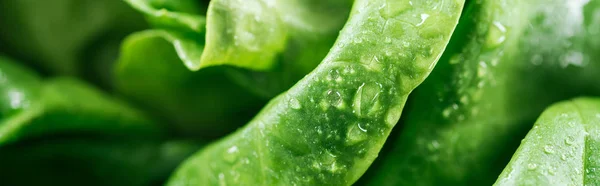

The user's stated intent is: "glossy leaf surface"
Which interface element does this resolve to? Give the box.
[495,97,600,186]
[360,0,600,185]
[167,0,464,185]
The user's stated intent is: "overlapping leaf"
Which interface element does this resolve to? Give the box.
[167,0,465,185]
[360,0,600,185]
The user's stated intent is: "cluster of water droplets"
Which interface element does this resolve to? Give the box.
[438,19,509,121]
[310,150,346,174]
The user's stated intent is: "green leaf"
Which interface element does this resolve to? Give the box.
[359,0,600,185]
[124,0,352,71]
[0,56,42,120]
[116,0,353,134]
[0,139,202,186]
[223,0,354,98]
[495,97,600,186]
[0,57,162,146]
[124,0,206,34]
[115,30,265,138]
[0,0,146,78]
[166,0,464,185]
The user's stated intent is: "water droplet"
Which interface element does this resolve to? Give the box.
[7,90,27,109]
[560,51,585,68]
[548,167,556,175]
[457,114,465,121]
[565,136,575,145]
[486,21,507,48]
[360,55,384,71]
[355,37,363,44]
[352,82,383,117]
[223,146,239,163]
[442,107,452,118]
[324,90,344,109]
[346,123,368,145]
[460,96,469,104]
[314,151,338,172]
[378,1,410,18]
[477,81,485,88]
[427,140,440,151]
[443,103,459,118]
[477,61,488,77]
[416,14,430,26]
[544,145,555,154]
[449,54,462,65]
[527,163,538,170]
[531,54,543,66]
[358,123,368,132]
[491,58,499,66]
[227,146,238,153]
[326,69,342,82]
[289,98,302,109]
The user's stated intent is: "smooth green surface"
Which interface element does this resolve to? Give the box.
[115,31,264,137]
[0,57,162,146]
[0,139,202,186]
[361,0,600,185]
[166,0,464,185]
[0,0,146,79]
[495,97,600,186]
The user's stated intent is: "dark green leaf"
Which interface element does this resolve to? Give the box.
[0,57,162,146]
[115,30,264,138]
[0,0,146,80]
[0,139,202,186]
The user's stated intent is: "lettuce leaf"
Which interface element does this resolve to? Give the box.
[115,0,354,136]
[359,0,600,185]
[0,56,162,146]
[115,30,264,138]
[166,0,465,185]
[495,97,600,185]
[0,0,146,83]
[0,139,202,186]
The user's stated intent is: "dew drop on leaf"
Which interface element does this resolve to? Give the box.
[565,136,575,145]
[289,98,302,109]
[346,123,368,145]
[527,163,538,170]
[486,21,507,48]
[352,82,382,117]
[544,145,555,154]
